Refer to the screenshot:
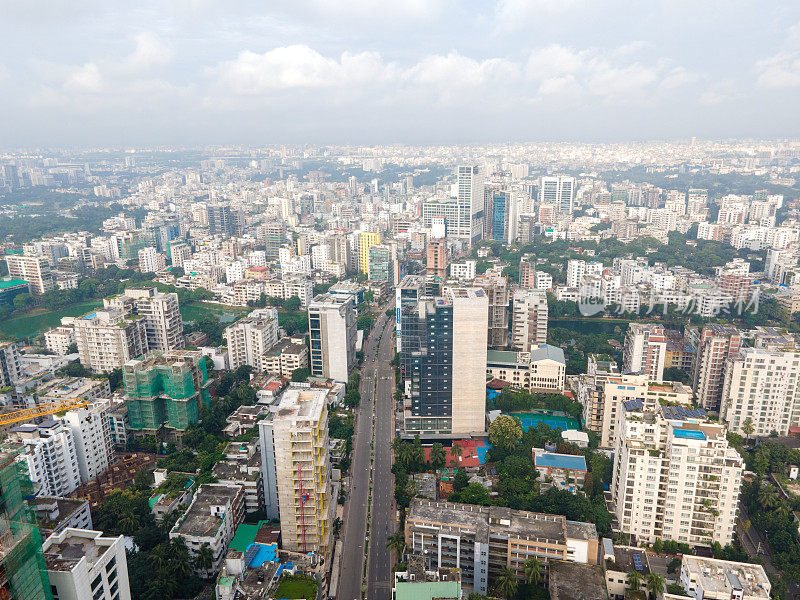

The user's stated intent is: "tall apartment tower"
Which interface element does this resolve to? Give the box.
[425,239,448,281]
[396,275,425,355]
[5,254,53,295]
[169,242,193,268]
[611,404,742,547]
[123,350,211,436]
[690,324,741,410]
[623,324,667,381]
[368,243,395,288]
[402,287,488,437]
[61,400,113,483]
[12,420,81,497]
[269,387,333,557]
[308,293,357,383]
[540,175,576,216]
[137,246,166,273]
[475,275,510,348]
[64,308,147,373]
[358,231,381,274]
[483,188,510,242]
[105,288,184,352]
[0,341,22,386]
[224,308,280,372]
[455,165,485,245]
[511,289,548,353]
[207,203,242,237]
[720,344,800,437]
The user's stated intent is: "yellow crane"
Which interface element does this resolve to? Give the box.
[0,397,90,428]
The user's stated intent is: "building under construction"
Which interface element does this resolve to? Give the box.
[0,451,53,600]
[124,350,211,437]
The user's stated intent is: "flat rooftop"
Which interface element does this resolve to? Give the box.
[682,555,770,599]
[172,484,242,538]
[549,561,607,600]
[43,530,114,572]
[273,387,327,422]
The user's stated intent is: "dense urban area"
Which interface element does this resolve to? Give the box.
[1,141,800,600]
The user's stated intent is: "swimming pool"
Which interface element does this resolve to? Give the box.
[508,411,581,432]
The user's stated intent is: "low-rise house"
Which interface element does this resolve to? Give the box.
[532,449,587,494]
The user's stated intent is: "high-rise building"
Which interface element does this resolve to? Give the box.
[611,404,742,547]
[261,221,285,260]
[44,326,76,356]
[137,246,166,273]
[401,287,488,437]
[5,254,53,295]
[105,288,184,352]
[483,188,510,241]
[690,324,741,411]
[368,243,394,288]
[61,400,113,484]
[223,308,280,372]
[455,165,485,244]
[405,499,598,596]
[0,341,22,386]
[308,293,357,383]
[511,289,548,353]
[263,387,333,556]
[169,242,192,268]
[0,451,55,600]
[207,203,242,237]
[44,528,132,600]
[12,420,81,497]
[123,350,211,435]
[575,356,620,442]
[720,344,800,437]
[474,275,510,348]
[623,324,667,381]
[540,175,576,216]
[396,275,425,355]
[358,231,381,274]
[425,238,448,281]
[63,308,147,373]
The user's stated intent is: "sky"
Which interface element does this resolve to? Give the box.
[1,0,800,147]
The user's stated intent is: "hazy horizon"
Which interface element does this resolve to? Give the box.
[2,1,800,146]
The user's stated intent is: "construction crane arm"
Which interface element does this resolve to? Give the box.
[0,397,90,428]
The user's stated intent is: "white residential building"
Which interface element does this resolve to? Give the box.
[5,254,53,295]
[13,420,81,497]
[511,289,548,352]
[224,308,280,372]
[44,529,132,600]
[64,308,147,373]
[170,483,246,577]
[105,288,184,353]
[450,260,476,281]
[170,242,193,268]
[308,293,357,383]
[623,323,667,381]
[540,175,576,215]
[611,405,742,547]
[45,325,76,355]
[680,556,770,600]
[0,341,22,386]
[138,246,166,273]
[721,345,800,437]
[61,400,113,484]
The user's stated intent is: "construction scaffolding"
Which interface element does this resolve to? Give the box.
[0,453,53,600]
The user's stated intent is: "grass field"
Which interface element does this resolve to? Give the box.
[273,576,317,599]
[179,301,251,324]
[0,299,103,340]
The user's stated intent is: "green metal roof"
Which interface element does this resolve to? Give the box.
[394,581,460,600]
[0,279,28,290]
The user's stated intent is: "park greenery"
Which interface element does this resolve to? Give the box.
[488,388,583,420]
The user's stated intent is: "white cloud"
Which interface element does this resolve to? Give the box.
[756,52,800,89]
[303,0,449,20]
[123,32,174,72]
[63,63,104,93]
[404,53,519,87]
[526,45,587,80]
[495,0,585,31]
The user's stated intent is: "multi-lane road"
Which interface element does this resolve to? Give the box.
[337,311,396,600]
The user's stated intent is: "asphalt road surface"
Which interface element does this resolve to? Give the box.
[365,317,396,600]
[337,311,394,600]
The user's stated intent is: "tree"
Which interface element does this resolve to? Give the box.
[453,469,470,492]
[451,442,463,460]
[742,417,755,440]
[386,531,405,558]
[193,542,214,575]
[489,415,523,451]
[284,295,301,311]
[493,567,518,599]
[652,538,663,554]
[646,573,665,599]
[66,342,78,354]
[627,570,643,592]
[13,292,34,312]
[107,368,123,391]
[292,367,311,382]
[758,484,780,510]
[429,443,446,469]
[523,557,542,586]
[118,509,140,535]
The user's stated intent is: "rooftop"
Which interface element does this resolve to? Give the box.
[530,344,567,364]
[43,529,118,572]
[534,451,587,472]
[394,581,460,600]
[682,555,770,599]
[171,484,242,538]
[549,561,607,600]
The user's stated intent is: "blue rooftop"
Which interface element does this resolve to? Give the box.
[673,428,706,441]
[534,451,587,471]
[82,311,98,319]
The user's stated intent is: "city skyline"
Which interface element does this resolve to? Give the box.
[1,1,800,146]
